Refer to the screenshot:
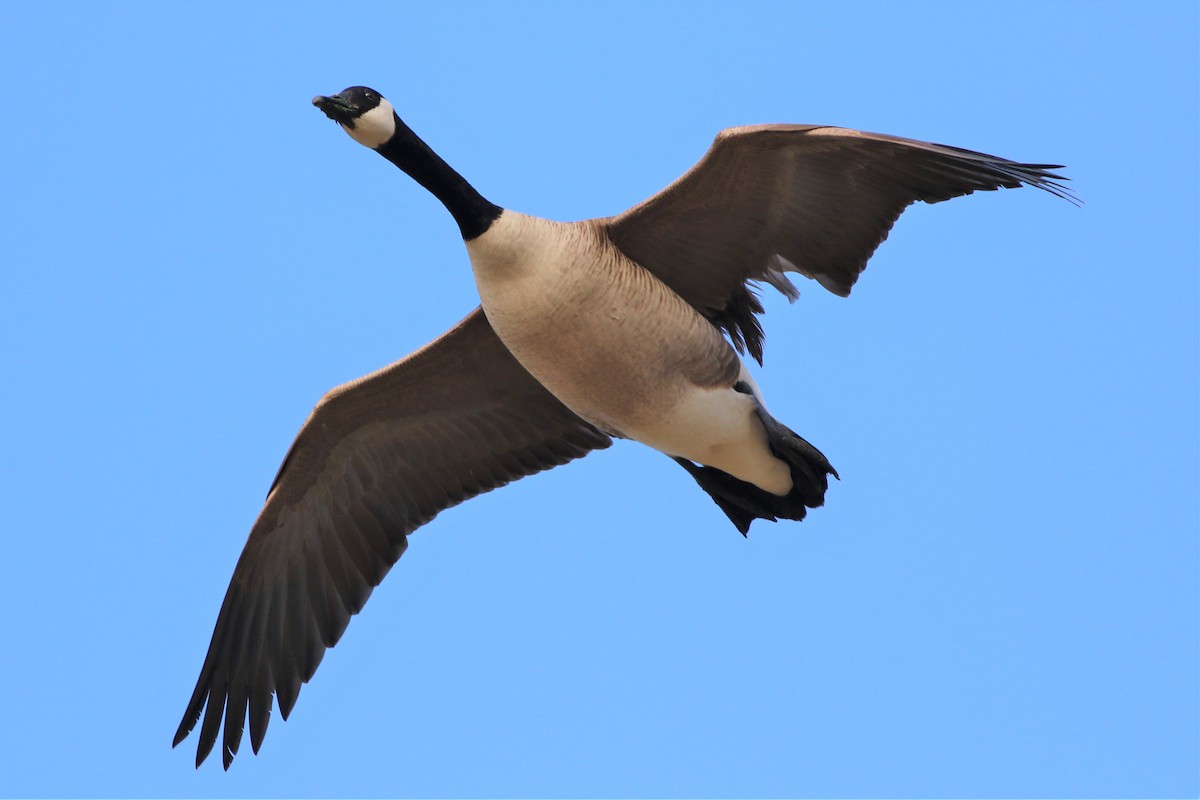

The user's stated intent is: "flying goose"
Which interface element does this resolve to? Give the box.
[173,86,1072,768]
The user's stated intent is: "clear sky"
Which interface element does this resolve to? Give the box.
[1,2,1196,797]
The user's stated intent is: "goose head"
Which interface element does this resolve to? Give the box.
[313,86,396,149]
[311,85,501,240]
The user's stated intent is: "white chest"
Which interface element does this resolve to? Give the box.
[460,212,787,489]
[466,212,599,325]
[464,212,698,431]
[463,212,783,489]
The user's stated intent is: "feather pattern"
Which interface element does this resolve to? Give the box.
[605,124,1075,362]
[173,307,610,768]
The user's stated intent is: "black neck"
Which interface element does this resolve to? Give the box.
[375,115,502,241]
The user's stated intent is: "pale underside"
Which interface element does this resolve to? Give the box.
[466,211,792,494]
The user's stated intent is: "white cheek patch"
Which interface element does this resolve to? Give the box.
[342,98,396,149]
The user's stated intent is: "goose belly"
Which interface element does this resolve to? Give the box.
[466,213,791,493]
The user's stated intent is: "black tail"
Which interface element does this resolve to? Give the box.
[674,407,838,535]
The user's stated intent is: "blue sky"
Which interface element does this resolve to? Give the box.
[1,2,1196,797]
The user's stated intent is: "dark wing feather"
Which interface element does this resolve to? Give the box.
[605,125,1074,362]
[173,307,611,768]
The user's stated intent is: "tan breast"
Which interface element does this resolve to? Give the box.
[465,212,739,435]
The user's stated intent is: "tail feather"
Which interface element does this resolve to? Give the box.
[675,408,838,535]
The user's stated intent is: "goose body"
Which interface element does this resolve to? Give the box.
[468,211,787,491]
[174,86,1072,769]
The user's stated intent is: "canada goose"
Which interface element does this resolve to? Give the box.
[173,85,1072,769]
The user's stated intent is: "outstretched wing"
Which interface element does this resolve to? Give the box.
[606,124,1074,362]
[173,307,611,768]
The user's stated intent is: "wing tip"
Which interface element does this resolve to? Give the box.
[171,718,193,750]
[171,705,215,769]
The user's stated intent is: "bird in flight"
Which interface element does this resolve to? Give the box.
[174,86,1072,769]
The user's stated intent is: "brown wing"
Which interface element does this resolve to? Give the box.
[173,307,611,769]
[605,125,1074,363]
